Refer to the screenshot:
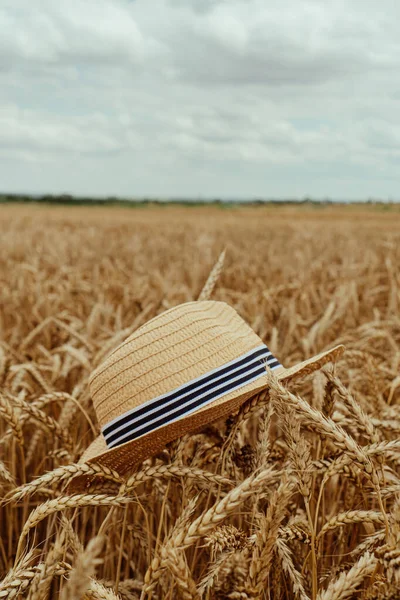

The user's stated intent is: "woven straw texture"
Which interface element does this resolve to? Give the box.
[71,301,344,490]
[90,300,266,426]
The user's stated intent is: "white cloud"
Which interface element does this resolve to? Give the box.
[0,0,164,70]
[0,105,127,156]
[1,0,400,198]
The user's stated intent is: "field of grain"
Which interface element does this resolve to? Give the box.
[1,203,400,599]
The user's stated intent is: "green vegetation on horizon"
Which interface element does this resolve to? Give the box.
[0,192,397,208]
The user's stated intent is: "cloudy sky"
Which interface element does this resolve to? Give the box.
[1,0,400,199]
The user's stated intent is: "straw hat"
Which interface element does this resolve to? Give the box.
[76,300,344,486]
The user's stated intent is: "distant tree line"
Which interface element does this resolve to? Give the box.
[0,193,394,207]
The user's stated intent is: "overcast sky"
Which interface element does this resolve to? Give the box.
[1,0,400,199]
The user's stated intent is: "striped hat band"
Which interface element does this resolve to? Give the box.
[88,300,284,449]
[102,343,281,449]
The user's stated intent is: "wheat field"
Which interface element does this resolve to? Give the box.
[1,203,400,599]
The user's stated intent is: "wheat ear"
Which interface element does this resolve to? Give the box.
[120,463,233,495]
[198,249,226,301]
[60,536,104,600]
[317,552,377,600]
[86,578,123,600]
[0,394,24,447]
[317,510,385,540]
[16,495,131,561]
[6,394,74,451]
[247,478,293,598]
[275,537,310,600]
[9,463,124,502]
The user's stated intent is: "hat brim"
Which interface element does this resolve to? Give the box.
[71,345,344,491]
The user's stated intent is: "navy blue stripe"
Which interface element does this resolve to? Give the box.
[107,364,267,448]
[267,359,280,369]
[105,354,271,445]
[103,346,272,438]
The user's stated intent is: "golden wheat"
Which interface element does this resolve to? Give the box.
[1,203,400,599]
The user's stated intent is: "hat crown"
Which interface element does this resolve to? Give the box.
[89,301,267,428]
